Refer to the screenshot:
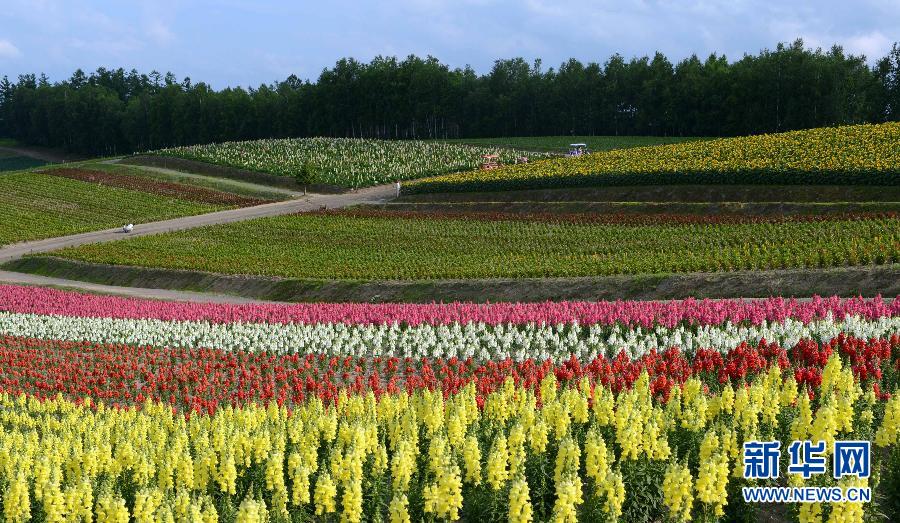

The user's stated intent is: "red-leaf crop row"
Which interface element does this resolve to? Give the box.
[2,284,897,327]
[1,334,896,414]
[44,168,268,207]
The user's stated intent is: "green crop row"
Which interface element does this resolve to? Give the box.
[0,173,224,245]
[406,123,900,193]
[52,213,900,280]
[151,138,553,188]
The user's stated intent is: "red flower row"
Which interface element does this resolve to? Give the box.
[0,334,896,414]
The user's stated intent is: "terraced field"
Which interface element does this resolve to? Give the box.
[50,211,899,280]
[0,171,225,245]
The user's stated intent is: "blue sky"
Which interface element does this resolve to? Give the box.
[0,0,897,88]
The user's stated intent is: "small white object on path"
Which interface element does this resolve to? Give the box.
[123,224,134,233]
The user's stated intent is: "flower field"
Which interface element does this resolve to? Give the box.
[151,138,554,188]
[405,123,900,194]
[1,285,900,521]
[50,212,900,280]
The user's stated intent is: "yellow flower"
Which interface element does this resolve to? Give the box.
[235,498,267,523]
[584,427,609,484]
[780,376,798,406]
[132,488,163,523]
[541,373,558,405]
[391,440,416,493]
[600,471,625,518]
[423,464,464,521]
[554,437,580,486]
[875,394,900,447]
[592,385,615,426]
[695,450,729,517]
[3,473,31,522]
[487,434,510,490]
[508,424,527,478]
[95,493,129,523]
[809,404,839,452]
[314,472,337,515]
[720,384,734,415]
[681,378,708,431]
[791,389,813,441]
[528,419,549,454]
[342,478,363,523]
[388,493,410,523]
[663,463,694,522]
[217,453,237,495]
[508,476,533,523]
[798,501,822,523]
[462,434,482,485]
[550,476,583,523]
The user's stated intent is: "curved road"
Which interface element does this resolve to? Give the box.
[0,182,396,303]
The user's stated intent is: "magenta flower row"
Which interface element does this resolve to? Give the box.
[1,285,897,327]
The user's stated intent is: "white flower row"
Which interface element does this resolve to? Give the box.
[1,311,898,362]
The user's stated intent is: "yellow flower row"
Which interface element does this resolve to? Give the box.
[406,122,900,193]
[0,356,897,522]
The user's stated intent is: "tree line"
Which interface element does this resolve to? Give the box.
[1,39,899,156]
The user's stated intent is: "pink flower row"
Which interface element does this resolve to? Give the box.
[1,285,897,327]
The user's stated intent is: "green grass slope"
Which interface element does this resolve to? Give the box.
[0,172,225,245]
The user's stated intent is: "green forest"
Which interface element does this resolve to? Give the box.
[1,39,899,156]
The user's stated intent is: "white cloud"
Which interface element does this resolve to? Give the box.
[145,19,175,45]
[0,39,22,59]
[844,31,892,59]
